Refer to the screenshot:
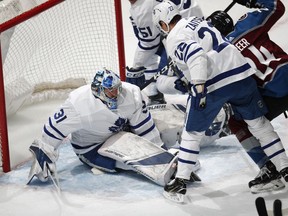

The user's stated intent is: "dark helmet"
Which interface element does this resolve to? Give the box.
[206,10,234,36]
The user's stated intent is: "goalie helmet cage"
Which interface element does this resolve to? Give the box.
[0,0,126,173]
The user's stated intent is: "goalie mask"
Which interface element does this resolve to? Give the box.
[91,69,122,110]
[152,1,180,36]
[206,10,234,36]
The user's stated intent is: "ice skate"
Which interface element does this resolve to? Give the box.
[249,161,285,193]
[163,178,186,203]
[280,167,288,182]
[148,91,166,106]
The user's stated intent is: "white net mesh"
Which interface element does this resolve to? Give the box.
[3,0,120,116]
[1,0,122,172]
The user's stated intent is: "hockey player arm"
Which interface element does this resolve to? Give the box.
[174,41,208,110]
[128,88,164,147]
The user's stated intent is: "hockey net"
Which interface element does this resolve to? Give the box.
[0,0,125,172]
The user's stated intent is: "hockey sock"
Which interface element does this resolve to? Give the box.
[228,117,269,168]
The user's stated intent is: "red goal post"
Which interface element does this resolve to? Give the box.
[0,0,126,172]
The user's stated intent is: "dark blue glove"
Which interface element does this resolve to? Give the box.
[235,0,263,8]
[125,66,146,88]
[174,78,188,94]
[191,84,207,111]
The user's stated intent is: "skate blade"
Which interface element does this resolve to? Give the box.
[163,191,185,203]
[250,179,285,194]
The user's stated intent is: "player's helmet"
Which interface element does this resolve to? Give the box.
[152,1,180,36]
[206,10,234,36]
[91,69,122,110]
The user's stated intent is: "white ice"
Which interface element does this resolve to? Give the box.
[1,0,288,215]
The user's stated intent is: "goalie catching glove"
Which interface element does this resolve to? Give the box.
[125,66,146,87]
[27,139,59,184]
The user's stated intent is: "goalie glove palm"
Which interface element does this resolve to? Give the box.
[27,139,58,184]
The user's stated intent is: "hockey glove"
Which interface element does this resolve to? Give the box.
[174,78,188,94]
[191,84,207,111]
[125,66,146,88]
[235,0,264,8]
[27,139,59,184]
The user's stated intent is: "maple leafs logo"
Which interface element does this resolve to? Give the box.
[109,117,128,133]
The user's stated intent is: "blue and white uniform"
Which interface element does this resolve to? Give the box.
[41,82,163,171]
[165,16,288,179]
[129,0,203,96]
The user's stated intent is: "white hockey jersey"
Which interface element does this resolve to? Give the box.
[166,17,256,92]
[130,0,203,68]
[41,82,163,154]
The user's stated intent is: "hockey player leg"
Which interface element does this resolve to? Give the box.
[142,55,167,105]
[245,116,288,182]
[248,161,285,194]
[163,130,202,203]
[229,116,269,168]
[229,117,285,192]
[98,132,177,186]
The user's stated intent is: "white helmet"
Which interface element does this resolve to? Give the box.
[152,1,180,36]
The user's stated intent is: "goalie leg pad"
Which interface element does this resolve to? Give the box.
[77,144,117,173]
[27,139,58,184]
[98,132,177,186]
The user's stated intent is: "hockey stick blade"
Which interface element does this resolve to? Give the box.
[273,199,282,216]
[163,191,185,203]
[255,197,268,216]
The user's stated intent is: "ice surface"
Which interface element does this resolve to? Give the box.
[1,0,288,215]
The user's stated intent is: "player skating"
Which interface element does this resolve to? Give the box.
[152,1,288,202]
[207,0,288,193]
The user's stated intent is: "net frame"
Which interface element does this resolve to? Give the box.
[0,0,126,172]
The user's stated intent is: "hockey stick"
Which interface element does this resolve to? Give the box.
[47,167,61,194]
[255,197,268,216]
[273,199,282,216]
[224,1,236,12]
[284,110,288,118]
[140,60,174,90]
